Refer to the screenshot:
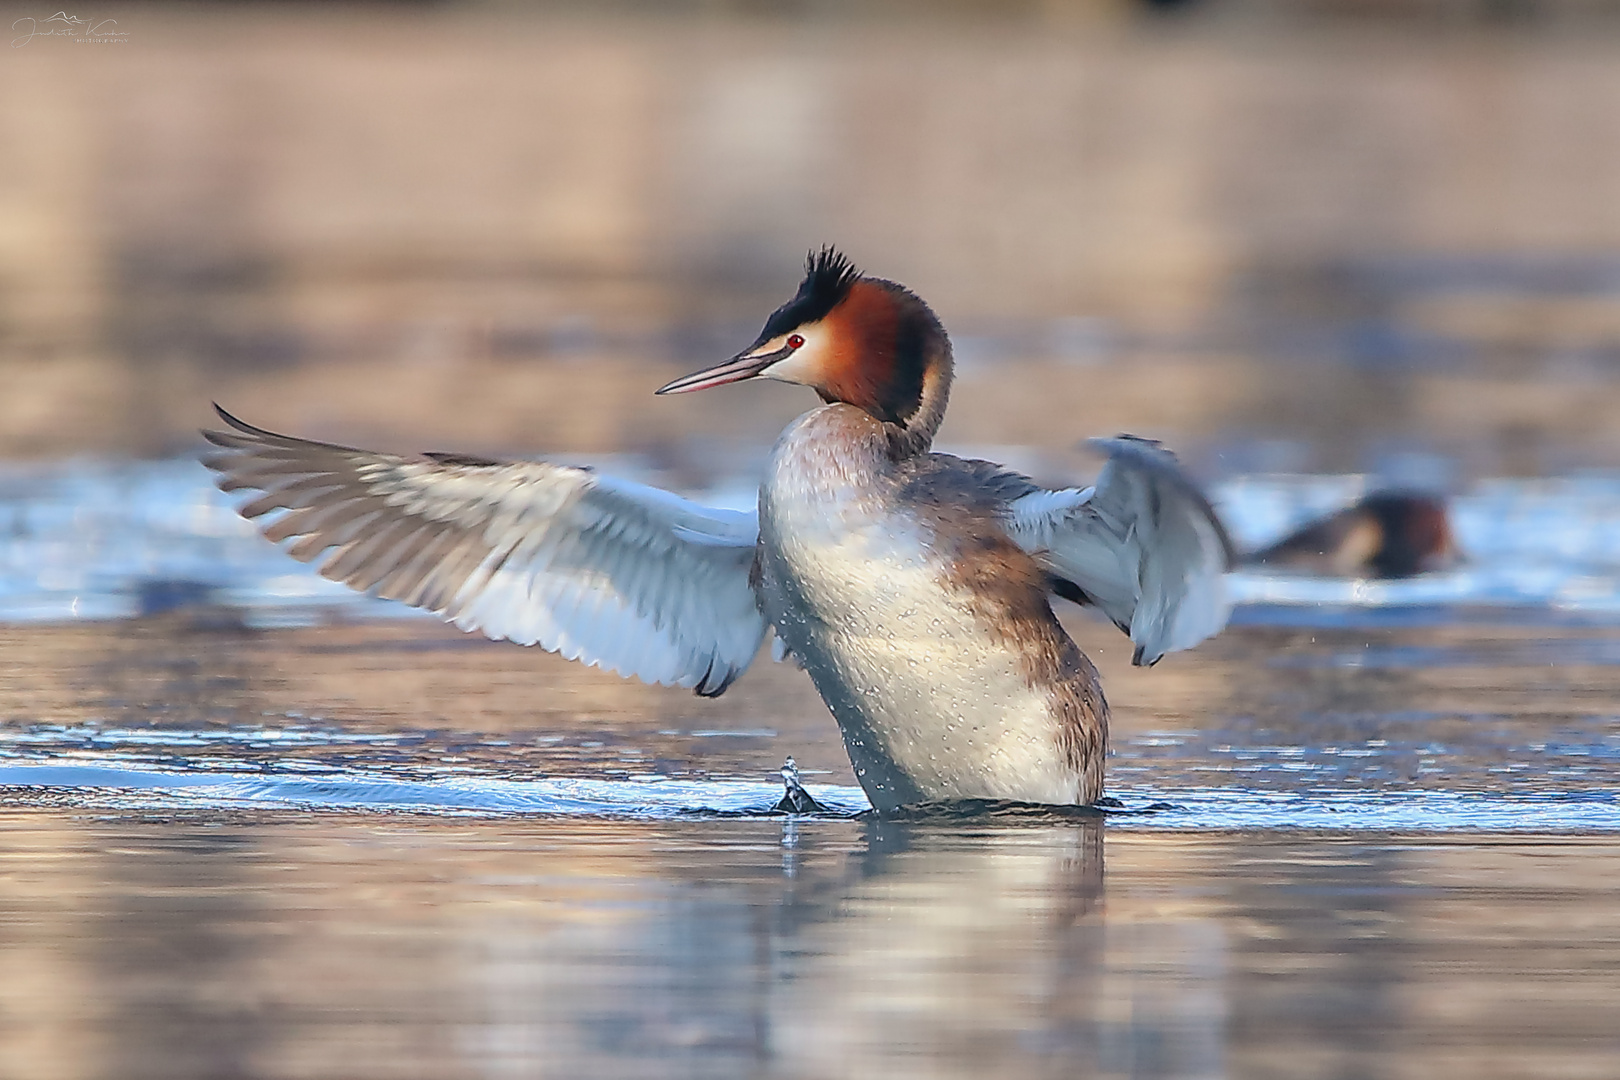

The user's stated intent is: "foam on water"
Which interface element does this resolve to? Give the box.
[0,762,871,818]
[1106,785,1620,832]
[0,735,1614,830]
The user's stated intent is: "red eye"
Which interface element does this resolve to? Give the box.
[787,334,805,349]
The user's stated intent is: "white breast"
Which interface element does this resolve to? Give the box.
[757,407,1084,811]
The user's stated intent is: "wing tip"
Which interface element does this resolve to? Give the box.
[200,405,369,459]
[692,654,742,697]
[1131,644,1164,668]
[200,404,290,462]
[207,402,265,437]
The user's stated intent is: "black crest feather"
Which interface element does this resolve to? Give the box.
[757,246,862,341]
[802,246,860,310]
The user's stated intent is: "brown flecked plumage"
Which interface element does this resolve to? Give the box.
[898,453,1110,801]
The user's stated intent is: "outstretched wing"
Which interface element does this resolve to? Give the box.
[201,406,768,696]
[1006,436,1234,667]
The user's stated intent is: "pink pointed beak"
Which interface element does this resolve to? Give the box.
[655,342,795,395]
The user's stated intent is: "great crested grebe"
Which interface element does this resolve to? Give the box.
[1247,491,1457,579]
[203,248,1233,811]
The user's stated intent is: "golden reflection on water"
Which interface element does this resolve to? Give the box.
[0,814,1617,1080]
[4,614,1616,792]
[1,615,1618,1075]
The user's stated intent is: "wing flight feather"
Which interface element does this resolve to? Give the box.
[1007,435,1234,666]
[201,406,767,695]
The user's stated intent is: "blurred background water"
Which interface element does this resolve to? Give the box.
[6,0,1620,478]
[3,1,1620,1077]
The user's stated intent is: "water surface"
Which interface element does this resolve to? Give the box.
[1,463,1617,1077]
[2,811,1616,1079]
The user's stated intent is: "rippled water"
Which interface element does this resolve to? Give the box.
[2,810,1616,1079]
[1,459,1617,1077]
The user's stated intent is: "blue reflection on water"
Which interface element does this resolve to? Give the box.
[0,458,389,624]
[4,458,1620,626]
[1106,785,1620,832]
[1219,473,1620,614]
[0,762,867,818]
[1,757,1614,831]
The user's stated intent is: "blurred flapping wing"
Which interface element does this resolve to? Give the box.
[201,407,767,696]
[1007,436,1235,667]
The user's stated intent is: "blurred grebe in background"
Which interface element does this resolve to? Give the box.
[1246,491,1458,579]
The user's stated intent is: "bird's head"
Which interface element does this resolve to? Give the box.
[1363,492,1459,578]
[657,247,953,454]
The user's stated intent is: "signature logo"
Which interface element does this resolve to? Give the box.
[11,11,130,47]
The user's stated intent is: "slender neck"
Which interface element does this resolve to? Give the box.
[822,280,953,460]
[883,332,951,458]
